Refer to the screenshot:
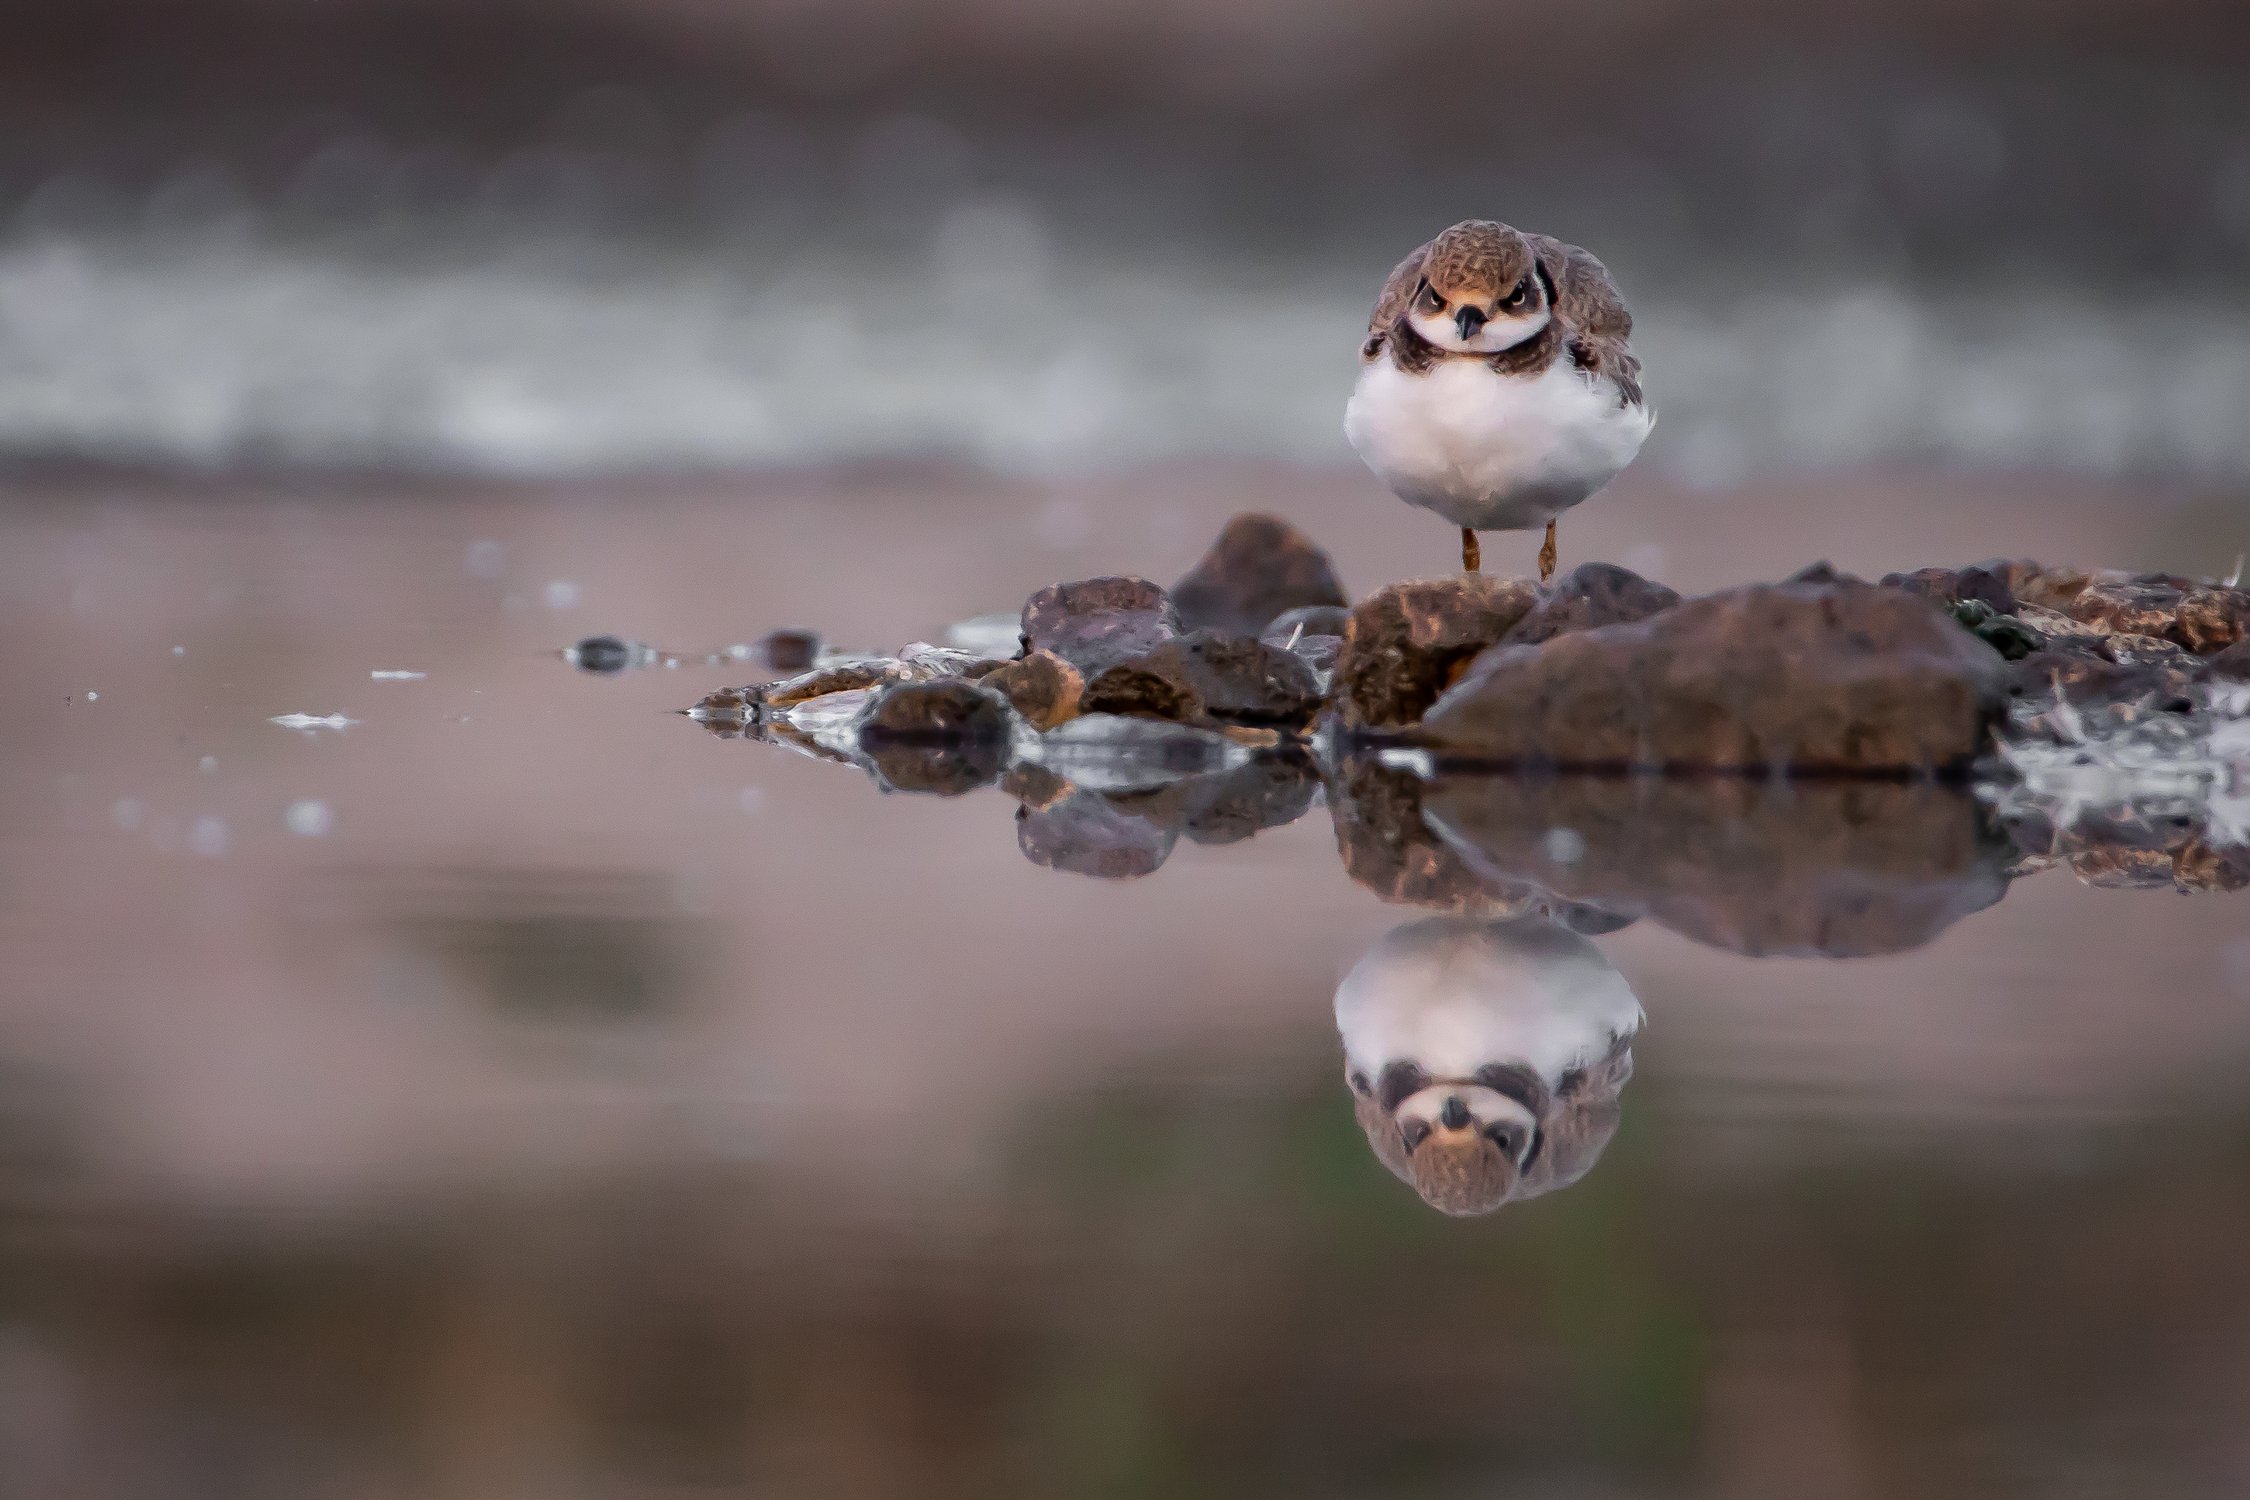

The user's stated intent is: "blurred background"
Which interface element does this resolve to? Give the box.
[2,0,2250,480]
[5,2,2250,1497]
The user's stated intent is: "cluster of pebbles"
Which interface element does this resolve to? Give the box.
[643,511,2249,916]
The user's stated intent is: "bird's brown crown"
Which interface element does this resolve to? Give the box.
[1421,220,1537,304]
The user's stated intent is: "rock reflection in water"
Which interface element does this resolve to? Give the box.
[1336,916,1642,1217]
[1419,775,2016,959]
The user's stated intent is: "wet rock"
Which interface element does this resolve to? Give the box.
[980,649,1083,730]
[1421,775,2013,958]
[856,680,1011,796]
[1281,632,1342,684]
[1881,566,2018,614]
[2196,639,2250,683]
[760,628,821,673]
[1018,788,1179,878]
[1170,513,1348,637]
[2068,844,2189,889]
[1784,561,1867,586]
[1421,579,2009,773]
[2005,641,2172,709]
[1177,755,1320,845]
[1081,656,1206,722]
[1325,757,1536,914]
[765,659,904,708]
[2107,633,2191,668]
[1021,576,1181,677]
[1334,575,1540,729]
[2014,602,2105,640]
[690,683,763,720]
[2068,578,2189,639]
[2176,585,2250,654]
[1122,629,1323,728]
[1501,562,1681,647]
[1263,603,1354,643]
[573,634,635,673]
[1991,560,2098,612]
[1949,599,2043,660]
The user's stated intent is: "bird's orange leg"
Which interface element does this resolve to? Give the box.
[1460,527,1481,574]
[1538,521,1558,584]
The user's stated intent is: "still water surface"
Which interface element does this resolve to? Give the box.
[3,470,2248,1498]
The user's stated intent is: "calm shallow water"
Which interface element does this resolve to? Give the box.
[4,469,2249,1498]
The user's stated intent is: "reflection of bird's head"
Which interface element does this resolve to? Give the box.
[1337,916,1641,1217]
[1406,219,1553,355]
[1349,1061,1547,1216]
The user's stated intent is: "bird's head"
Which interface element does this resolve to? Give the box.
[1407,219,1552,354]
[1350,1061,1547,1217]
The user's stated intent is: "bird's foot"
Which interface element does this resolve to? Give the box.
[1538,521,1558,584]
[1460,527,1481,574]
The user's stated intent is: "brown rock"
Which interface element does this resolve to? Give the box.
[1421,579,2009,773]
[2068,844,2184,890]
[690,684,762,719]
[2196,639,2250,683]
[765,659,901,708]
[760,627,821,672]
[1879,565,2018,614]
[856,680,1011,795]
[1146,630,1323,727]
[2173,839,2250,892]
[1170,513,1348,637]
[1420,775,2012,958]
[1081,658,1206,722]
[2069,578,2187,639]
[1501,562,1681,647]
[981,649,1083,730]
[1334,575,1540,729]
[2006,642,2175,708]
[2176,585,2250,654]
[1021,576,1181,676]
[1990,560,2097,611]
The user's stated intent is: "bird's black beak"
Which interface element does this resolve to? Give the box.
[1454,306,1487,341]
[1439,1096,1472,1130]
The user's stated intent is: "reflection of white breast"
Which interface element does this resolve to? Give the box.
[1336,917,1644,1084]
[1344,355,1653,532]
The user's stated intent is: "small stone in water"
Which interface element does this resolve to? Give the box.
[573,635,634,674]
[762,628,821,672]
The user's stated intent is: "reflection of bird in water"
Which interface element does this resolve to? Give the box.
[1335,915,1643,1216]
[1345,218,1652,580]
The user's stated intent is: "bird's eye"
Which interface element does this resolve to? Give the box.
[1401,1120,1433,1152]
[1486,1123,1525,1161]
[1418,283,1445,312]
[1502,279,1530,309]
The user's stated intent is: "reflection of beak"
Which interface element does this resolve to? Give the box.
[1454,306,1487,341]
[1439,1095,1471,1129]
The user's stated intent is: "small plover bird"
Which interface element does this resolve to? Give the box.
[1345,219,1653,581]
